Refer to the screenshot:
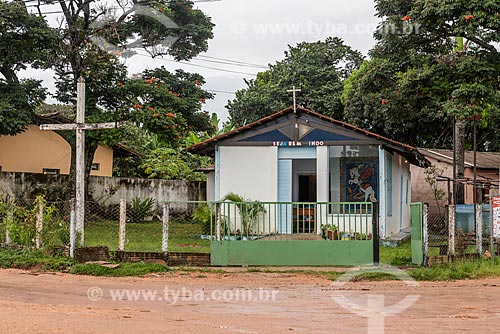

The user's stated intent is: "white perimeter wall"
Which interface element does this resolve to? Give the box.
[219,146,278,202]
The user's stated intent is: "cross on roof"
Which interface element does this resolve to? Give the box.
[287,86,301,114]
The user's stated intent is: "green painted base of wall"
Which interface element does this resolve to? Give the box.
[210,241,373,266]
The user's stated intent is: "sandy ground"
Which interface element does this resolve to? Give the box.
[1,268,500,333]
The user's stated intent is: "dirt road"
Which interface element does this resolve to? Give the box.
[0,269,499,333]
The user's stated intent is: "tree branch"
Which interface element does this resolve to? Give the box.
[463,34,498,53]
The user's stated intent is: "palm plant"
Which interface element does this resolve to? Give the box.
[222,193,266,236]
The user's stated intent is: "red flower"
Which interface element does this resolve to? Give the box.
[465,15,474,21]
[148,107,154,111]
[381,99,389,105]
[195,80,201,86]
[402,15,411,21]
[167,112,175,117]
[199,98,206,103]
[117,82,124,87]
[134,104,143,109]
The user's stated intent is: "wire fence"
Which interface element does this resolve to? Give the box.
[424,203,499,265]
[0,196,209,255]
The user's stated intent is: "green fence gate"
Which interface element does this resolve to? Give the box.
[210,201,378,266]
[410,202,424,265]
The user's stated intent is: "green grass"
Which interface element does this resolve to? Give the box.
[380,242,413,266]
[0,248,75,271]
[2,247,500,281]
[409,259,500,281]
[69,262,169,277]
[84,219,210,253]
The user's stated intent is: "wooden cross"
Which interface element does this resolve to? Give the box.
[40,77,122,246]
[287,86,301,114]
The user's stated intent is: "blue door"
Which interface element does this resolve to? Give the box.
[278,159,292,234]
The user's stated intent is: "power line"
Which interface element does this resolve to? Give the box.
[134,52,258,76]
[191,57,267,69]
[25,0,222,15]
[207,89,236,95]
[198,55,267,68]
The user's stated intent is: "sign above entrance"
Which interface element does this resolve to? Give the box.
[273,141,325,147]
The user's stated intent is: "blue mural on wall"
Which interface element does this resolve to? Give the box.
[342,159,379,203]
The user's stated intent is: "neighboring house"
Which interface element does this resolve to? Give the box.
[0,113,137,177]
[412,148,500,206]
[188,106,429,239]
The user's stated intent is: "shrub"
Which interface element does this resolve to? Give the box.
[192,203,214,235]
[129,197,155,223]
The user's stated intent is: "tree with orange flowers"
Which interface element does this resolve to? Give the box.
[344,0,500,151]
[344,0,500,205]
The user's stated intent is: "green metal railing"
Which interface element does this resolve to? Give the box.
[210,201,373,242]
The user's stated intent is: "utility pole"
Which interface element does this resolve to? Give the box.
[40,77,122,246]
[453,37,466,204]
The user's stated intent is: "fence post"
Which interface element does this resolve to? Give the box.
[216,202,221,242]
[476,204,483,255]
[448,205,456,257]
[70,199,76,258]
[423,203,429,266]
[119,199,126,252]
[490,196,495,263]
[35,198,43,249]
[162,203,169,255]
[372,202,380,265]
[5,197,13,246]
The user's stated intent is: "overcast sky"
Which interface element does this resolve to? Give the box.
[26,0,380,122]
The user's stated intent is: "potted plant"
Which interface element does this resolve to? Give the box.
[321,224,338,240]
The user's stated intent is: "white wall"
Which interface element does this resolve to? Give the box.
[219,146,278,202]
[206,171,215,202]
[385,153,412,237]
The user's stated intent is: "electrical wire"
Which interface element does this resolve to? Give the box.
[134,52,258,76]
[206,89,236,95]
[190,57,267,70]
[198,55,267,68]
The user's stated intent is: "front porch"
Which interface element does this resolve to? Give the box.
[209,201,378,266]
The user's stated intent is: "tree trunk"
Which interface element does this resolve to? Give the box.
[454,119,465,204]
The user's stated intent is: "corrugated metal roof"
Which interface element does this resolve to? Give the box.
[419,148,500,169]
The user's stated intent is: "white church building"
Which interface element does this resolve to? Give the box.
[188,106,428,239]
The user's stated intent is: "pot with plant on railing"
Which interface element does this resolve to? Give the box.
[320,224,339,240]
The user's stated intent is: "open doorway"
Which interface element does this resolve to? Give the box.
[292,159,317,234]
[298,174,317,202]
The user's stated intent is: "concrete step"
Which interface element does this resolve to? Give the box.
[381,229,411,247]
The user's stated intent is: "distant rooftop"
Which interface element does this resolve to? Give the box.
[418,148,500,169]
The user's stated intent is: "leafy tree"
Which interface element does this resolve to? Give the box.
[140,147,212,181]
[227,37,363,127]
[343,0,500,203]
[118,67,214,148]
[345,0,500,144]
[183,112,234,147]
[21,0,214,192]
[0,1,57,135]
